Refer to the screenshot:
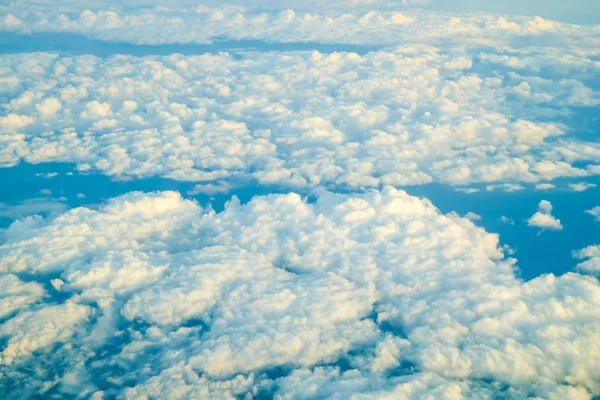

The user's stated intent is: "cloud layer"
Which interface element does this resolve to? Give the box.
[0,189,599,398]
[1,44,599,192]
[2,2,600,47]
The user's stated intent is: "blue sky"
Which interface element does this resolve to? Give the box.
[424,0,600,24]
[0,2,599,399]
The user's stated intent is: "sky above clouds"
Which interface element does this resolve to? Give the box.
[1,0,600,399]
[423,0,600,24]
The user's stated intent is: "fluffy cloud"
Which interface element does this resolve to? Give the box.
[0,189,599,398]
[0,2,599,47]
[575,245,600,273]
[527,200,563,231]
[0,45,598,191]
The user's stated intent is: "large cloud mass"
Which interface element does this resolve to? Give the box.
[1,45,599,191]
[0,189,599,398]
[1,1,599,46]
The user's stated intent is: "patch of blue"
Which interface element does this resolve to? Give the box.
[0,32,379,57]
[403,179,600,280]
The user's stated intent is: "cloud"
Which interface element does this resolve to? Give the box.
[527,200,563,231]
[0,197,68,221]
[0,189,599,398]
[568,182,597,192]
[534,183,555,190]
[0,45,598,192]
[187,181,233,196]
[0,1,598,47]
[485,183,525,192]
[574,245,600,273]
[0,274,45,319]
[586,206,600,222]
[499,215,514,225]
[455,187,480,194]
[464,211,481,221]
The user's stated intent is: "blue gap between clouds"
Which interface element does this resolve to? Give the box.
[1,162,599,281]
[0,32,379,57]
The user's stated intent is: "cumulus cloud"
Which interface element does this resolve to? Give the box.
[0,46,598,191]
[527,200,563,231]
[0,1,598,47]
[574,245,600,273]
[0,189,599,398]
[1,2,599,398]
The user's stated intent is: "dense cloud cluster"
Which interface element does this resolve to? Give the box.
[1,44,599,192]
[1,1,599,398]
[0,189,599,398]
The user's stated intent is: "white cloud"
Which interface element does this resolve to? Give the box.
[464,211,481,221]
[0,189,598,398]
[455,187,480,194]
[485,183,525,192]
[568,182,597,192]
[535,183,555,190]
[527,200,562,231]
[0,2,598,47]
[0,302,91,365]
[0,47,598,191]
[35,172,59,178]
[35,98,62,117]
[574,245,600,273]
[586,206,600,222]
[0,274,45,319]
[1,3,600,398]
[187,181,233,196]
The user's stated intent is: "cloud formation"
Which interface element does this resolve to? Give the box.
[527,200,563,231]
[586,206,600,222]
[575,245,600,273]
[0,189,599,398]
[1,44,598,192]
[1,2,599,47]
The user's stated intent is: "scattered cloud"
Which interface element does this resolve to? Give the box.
[586,206,600,222]
[455,187,480,194]
[35,172,58,178]
[499,215,515,225]
[464,211,481,221]
[527,200,563,231]
[0,198,68,221]
[486,183,525,192]
[574,245,600,273]
[568,182,597,192]
[534,183,555,190]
